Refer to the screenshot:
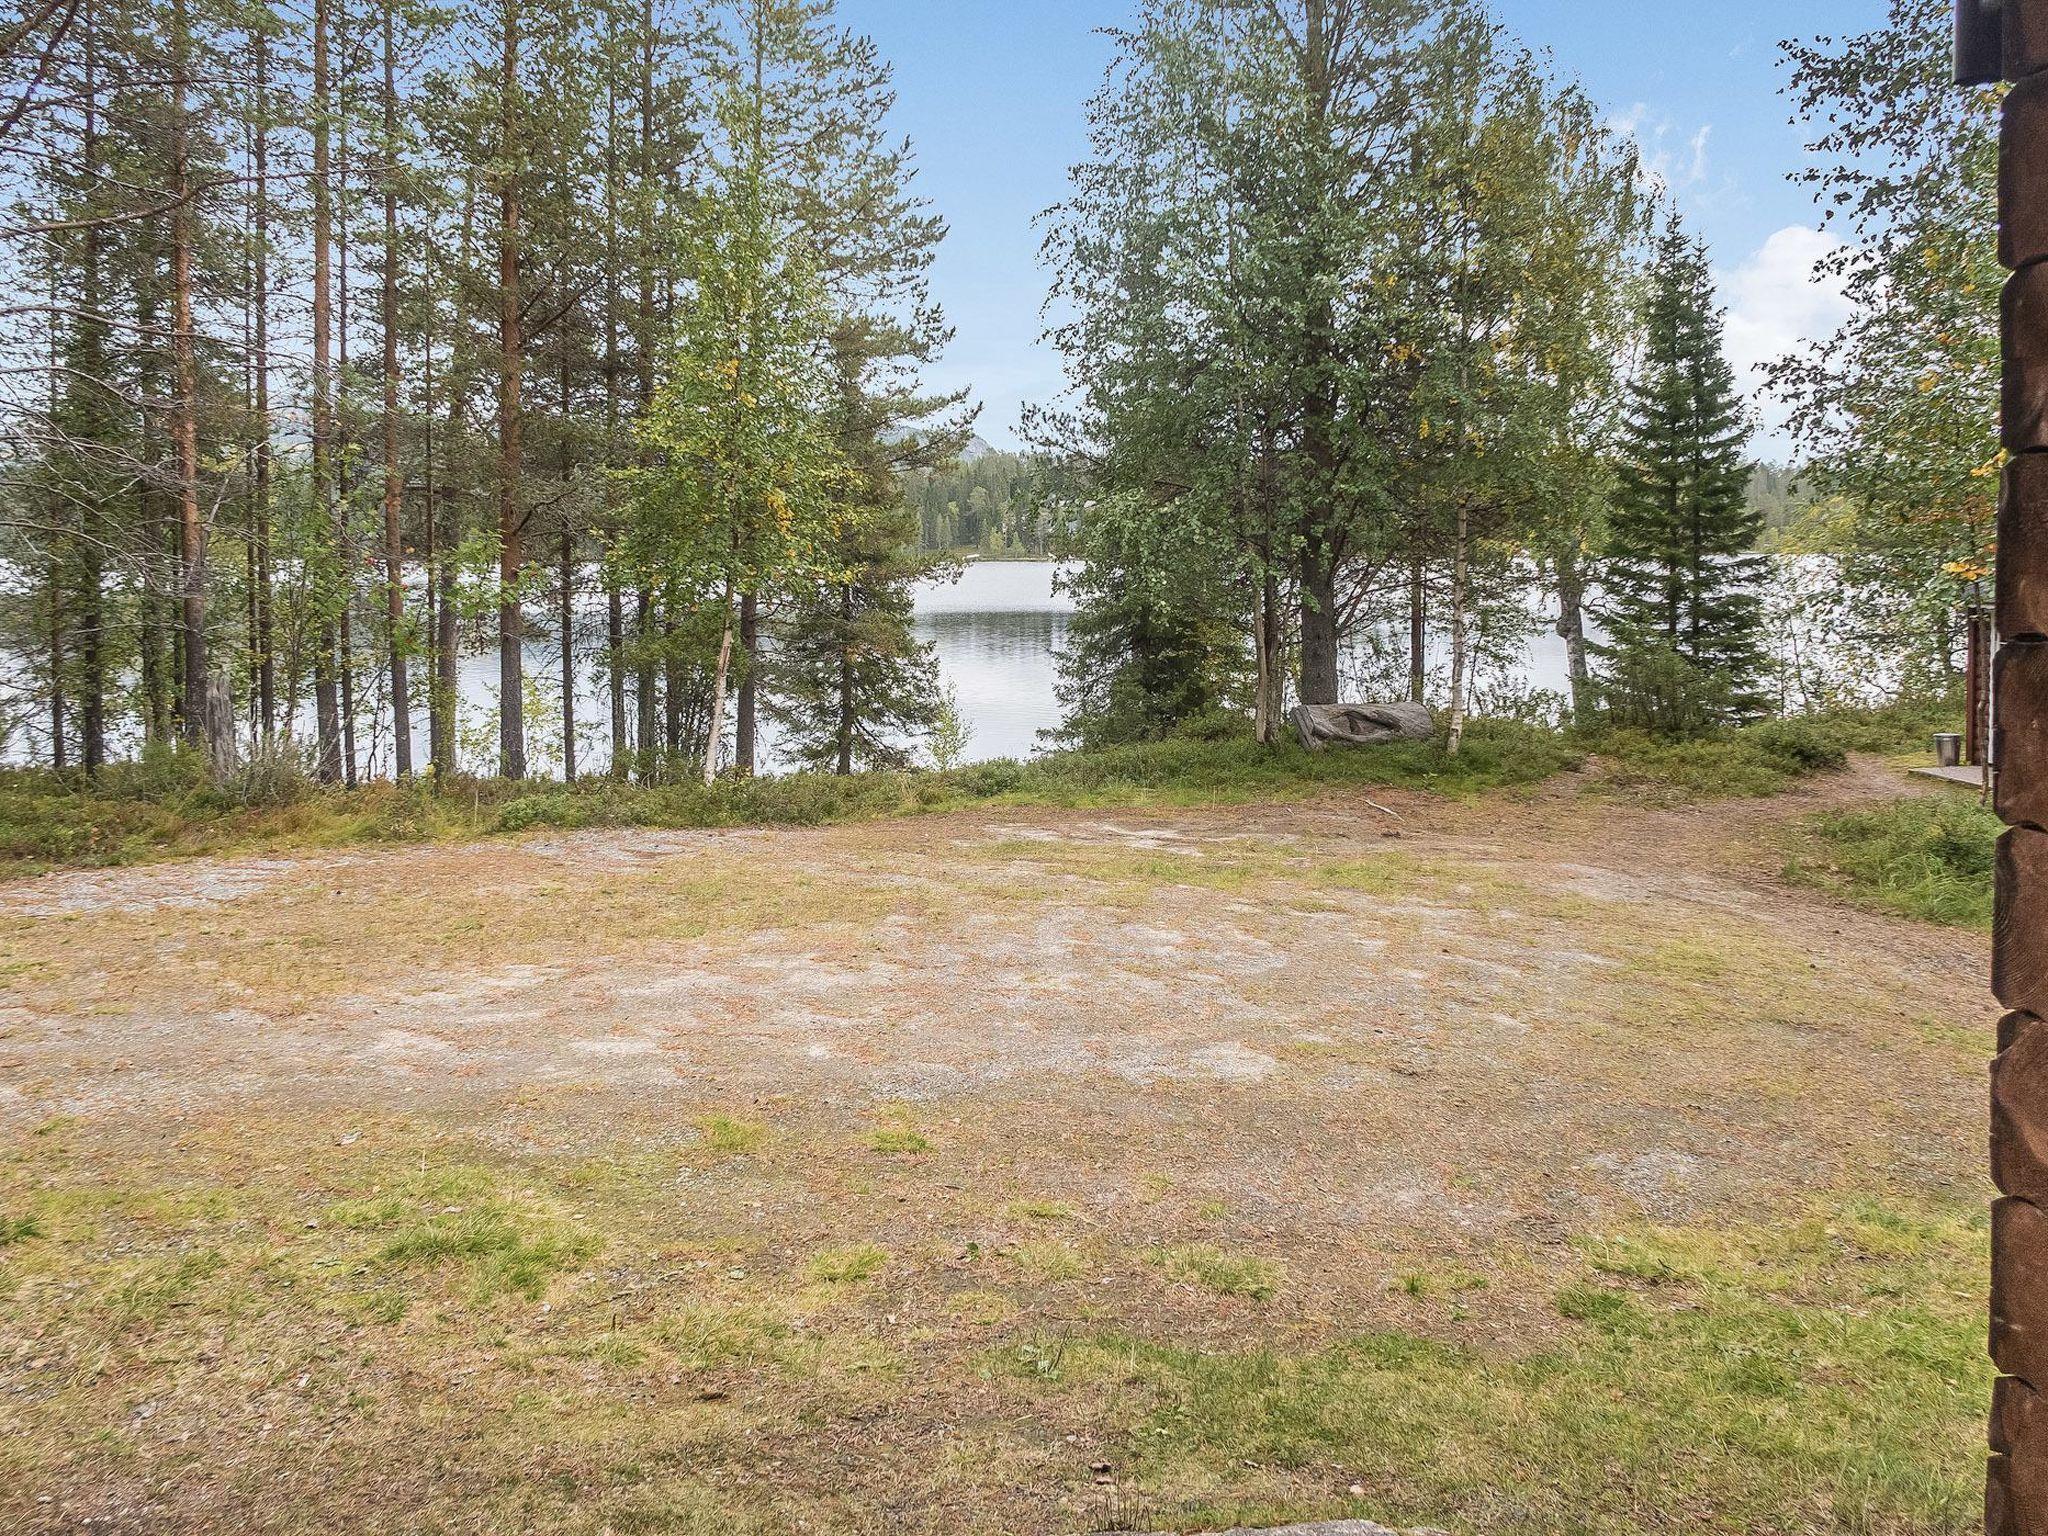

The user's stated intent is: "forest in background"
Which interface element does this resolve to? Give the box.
[0,0,1996,795]
[1029,0,1991,755]
[0,0,972,787]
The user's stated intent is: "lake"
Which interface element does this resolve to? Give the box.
[7,557,1863,774]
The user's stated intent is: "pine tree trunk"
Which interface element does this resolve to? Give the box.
[631,0,657,782]
[170,0,214,764]
[47,553,65,770]
[836,582,855,776]
[1409,554,1427,705]
[1298,531,1340,706]
[496,0,526,781]
[737,591,757,774]
[337,81,359,787]
[435,488,458,776]
[634,588,655,778]
[311,0,342,780]
[251,30,275,749]
[380,0,411,778]
[77,8,106,772]
[1446,500,1471,758]
[560,524,576,782]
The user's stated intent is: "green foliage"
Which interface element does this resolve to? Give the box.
[905,446,1050,557]
[1594,703,1952,801]
[1775,0,1998,696]
[1052,490,1250,750]
[1787,793,2000,928]
[1598,642,1737,741]
[1597,225,1766,722]
[0,704,1954,875]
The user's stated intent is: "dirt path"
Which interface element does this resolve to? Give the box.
[0,766,1995,1535]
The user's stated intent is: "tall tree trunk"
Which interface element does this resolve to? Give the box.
[47,554,65,770]
[1298,530,1340,706]
[435,487,459,775]
[169,0,214,763]
[251,30,275,748]
[380,0,411,778]
[631,0,657,780]
[1554,544,1591,726]
[635,588,655,778]
[77,4,105,772]
[496,0,526,780]
[737,591,757,774]
[1446,500,1472,757]
[560,524,576,782]
[703,585,734,787]
[836,582,855,775]
[337,76,358,787]
[1245,569,1277,749]
[1408,553,1427,704]
[311,0,342,780]
[663,599,682,753]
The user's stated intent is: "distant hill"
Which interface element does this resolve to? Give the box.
[957,434,997,464]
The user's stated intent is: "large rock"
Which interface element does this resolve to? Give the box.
[1291,702,1434,752]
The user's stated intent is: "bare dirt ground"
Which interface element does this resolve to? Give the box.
[0,766,1995,1535]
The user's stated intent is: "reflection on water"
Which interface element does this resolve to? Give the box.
[759,559,1073,769]
[914,606,1071,763]
[0,556,1657,773]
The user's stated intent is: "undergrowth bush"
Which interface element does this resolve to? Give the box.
[0,700,1953,873]
[1786,792,1999,928]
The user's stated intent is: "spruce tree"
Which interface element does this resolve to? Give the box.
[1598,224,1766,727]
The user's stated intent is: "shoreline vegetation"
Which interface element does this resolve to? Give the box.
[0,701,1971,893]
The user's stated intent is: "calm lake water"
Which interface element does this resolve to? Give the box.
[21,556,1863,774]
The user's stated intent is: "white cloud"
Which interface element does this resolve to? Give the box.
[1716,224,1855,456]
[1607,102,1715,196]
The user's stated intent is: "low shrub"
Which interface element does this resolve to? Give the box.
[1786,792,1999,929]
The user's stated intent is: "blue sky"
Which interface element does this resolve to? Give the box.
[838,0,1883,453]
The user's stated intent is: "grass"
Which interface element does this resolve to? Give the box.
[1009,1198,1991,1536]
[1150,1244,1283,1301]
[1785,791,2000,929]
[0,1214,42,1246]
[0,720,1581,875]
[697,1114,769,1156]
[1593,701,1959,804]
[806,1243,889,1285]
[0,703,1958,876]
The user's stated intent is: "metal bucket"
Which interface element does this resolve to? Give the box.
[1935,732,1964,768]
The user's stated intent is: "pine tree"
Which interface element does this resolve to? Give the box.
[1598,225,1765,727]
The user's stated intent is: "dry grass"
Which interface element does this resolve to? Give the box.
[0,769,1996,1534]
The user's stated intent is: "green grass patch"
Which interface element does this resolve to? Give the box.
[1785,792,1999,929]
[1151,1244,1282,1301]
[696,1114,768,1156]
[1010,1197,1990,1535]
[807,1243,888,1285]
[868,1127,931,1156]
[1,704,1956,875]
[0,1213,43,1246]
[1593,701,1959,803]
[323,1164,595,1302]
